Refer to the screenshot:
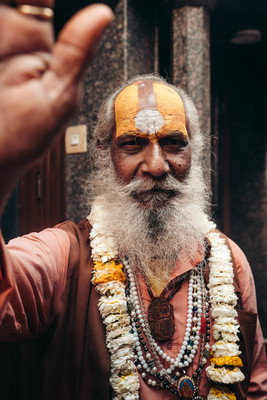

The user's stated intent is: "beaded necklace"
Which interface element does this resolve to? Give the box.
[125,258,210,399]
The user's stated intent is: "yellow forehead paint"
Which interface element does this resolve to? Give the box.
[115,84,139,138]
[115,81,188,139]
[153,83,187,138]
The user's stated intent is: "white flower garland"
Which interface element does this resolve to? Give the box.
[206,225,244,400]
[89,197,139,400]
[88,199,244,400]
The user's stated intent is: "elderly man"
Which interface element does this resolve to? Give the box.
[0,72,267,400]
[0,3,266,398]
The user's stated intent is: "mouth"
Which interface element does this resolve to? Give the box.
[132,188,176,207]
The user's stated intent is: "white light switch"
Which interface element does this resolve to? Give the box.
[65,125,87,154]
[70,133,80,146]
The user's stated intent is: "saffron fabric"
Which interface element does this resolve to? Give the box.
[0,225,266,399]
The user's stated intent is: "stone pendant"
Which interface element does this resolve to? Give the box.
[148,296,175,342]
[177,376,195,399]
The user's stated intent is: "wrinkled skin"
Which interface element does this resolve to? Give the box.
[0,0,113,214]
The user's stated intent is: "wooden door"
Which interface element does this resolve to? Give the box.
[18,138,65,236]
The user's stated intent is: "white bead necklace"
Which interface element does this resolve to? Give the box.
[124,259,207,386]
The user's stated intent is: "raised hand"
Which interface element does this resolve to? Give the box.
[0,1,113,212]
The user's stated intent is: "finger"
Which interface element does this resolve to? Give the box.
[0,0,53,4]
[52,4,114,82]
[16,0,54,6]
[0,5,53,58]
[0,53,49,85]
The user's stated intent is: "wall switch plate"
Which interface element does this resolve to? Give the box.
[65,125,87,154]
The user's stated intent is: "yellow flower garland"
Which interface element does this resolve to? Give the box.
[209,356,243,367]
[207,227,244,399]
[89,199,140,399]
[93,260,125,284]
[209,386,236,400]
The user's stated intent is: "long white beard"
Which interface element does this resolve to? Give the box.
[85,161,210,286]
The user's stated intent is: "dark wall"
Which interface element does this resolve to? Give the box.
[211,2,267,338]
[228,45,267,338]
[54,0,119,35]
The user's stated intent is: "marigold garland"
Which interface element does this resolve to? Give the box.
[208,386,237,400]
[89,199,139,400]
[93,260,125,284]
[206,225,244,399]
[88,200,244,400]
[209,356,243,367]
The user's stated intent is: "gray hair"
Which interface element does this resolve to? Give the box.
[89,73,206,170]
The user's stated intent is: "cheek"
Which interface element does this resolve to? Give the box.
[173,151,192,180]
[111,147,136,183]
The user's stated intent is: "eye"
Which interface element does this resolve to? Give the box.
[160,136,188,151]
[124,139,140,146]
[118,136,147,151]
[163,138,181,145]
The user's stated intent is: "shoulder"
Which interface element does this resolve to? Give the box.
[54,219,93,275]
[224,236,257,313]
[55,219,91,246]
[55,218,91,234]
[227,238,251,282]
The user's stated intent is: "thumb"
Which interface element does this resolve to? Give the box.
[52,4,113,81]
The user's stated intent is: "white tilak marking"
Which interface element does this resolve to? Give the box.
[135,109,164,135]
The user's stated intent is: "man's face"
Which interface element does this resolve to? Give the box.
[111,80,192,205]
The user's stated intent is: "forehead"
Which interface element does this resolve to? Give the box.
[115,81,188,139]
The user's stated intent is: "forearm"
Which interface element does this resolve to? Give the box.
[0,228,70,341]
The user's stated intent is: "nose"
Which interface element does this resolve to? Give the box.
[139,141,170,178]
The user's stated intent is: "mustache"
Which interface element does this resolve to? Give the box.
[125,174,184,196]
[119,174,188,208]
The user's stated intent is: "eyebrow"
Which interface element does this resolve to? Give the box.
[165,130,186,135]
[116,133,143,144]
[159,131,188,140]
[116,131,188,144]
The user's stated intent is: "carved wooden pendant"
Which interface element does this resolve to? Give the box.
[177,376,195,399]
[148,297,175,342]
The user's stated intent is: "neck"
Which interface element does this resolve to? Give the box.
[149,277,168,296]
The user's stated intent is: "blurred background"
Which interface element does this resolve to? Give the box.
[1,0,267,347]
